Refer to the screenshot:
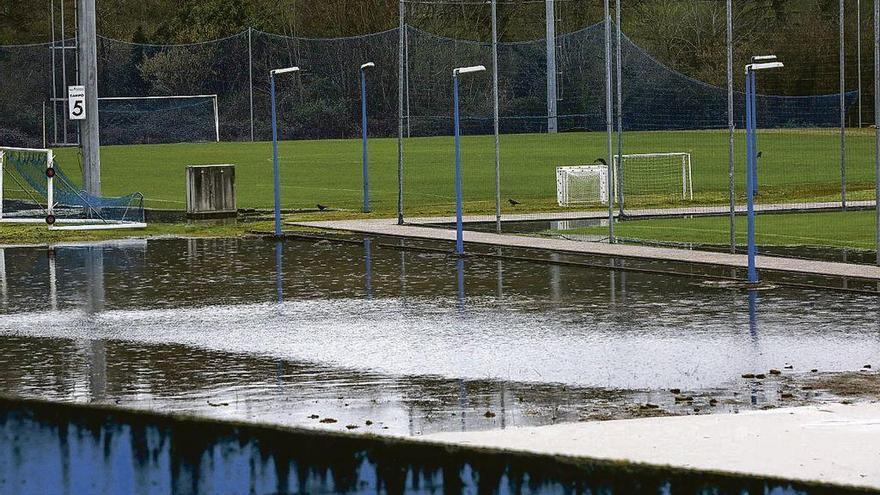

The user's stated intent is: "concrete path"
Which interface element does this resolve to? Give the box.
[422,402,880,491]
[291,218,880,280]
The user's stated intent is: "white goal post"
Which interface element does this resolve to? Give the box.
[0,146,147,230]
[557,153,693,207]
[98,94,220,142]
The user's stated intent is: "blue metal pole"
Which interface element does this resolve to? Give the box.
[750,72,759,195]
[361,69,370,213]
[745,69,758,284]
[270,74,282,237]
[453,73,464,256]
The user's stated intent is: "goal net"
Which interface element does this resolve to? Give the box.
[613,153,693,209]
[556,165,610,206]
[0,147,146,230]
[97,95,220,145]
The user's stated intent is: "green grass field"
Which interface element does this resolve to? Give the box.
[39,128,875,216]
[2,128,874,250]
[551,210,877,250]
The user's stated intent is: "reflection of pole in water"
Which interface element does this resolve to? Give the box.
[550,252,561,302]
[748,290,759,343]
[48,249,57,311]
[609,258,617,306]
[495,247,503,299]
[619,259,627,304]
[84,247,105,314]
[399,239,406,300]
[87,339,107,402]
[274,240,283,304]
[364,237,373,299]
[458,378,467,431]
[457,257,465,310]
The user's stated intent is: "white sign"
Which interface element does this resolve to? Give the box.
[68,86,86,120]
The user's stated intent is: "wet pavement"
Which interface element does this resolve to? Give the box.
[0,237,877,435]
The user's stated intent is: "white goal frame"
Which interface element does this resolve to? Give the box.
[613,152,694,201]
[0,146,147,230]
[98,94,220,142]
[556,165,610,206]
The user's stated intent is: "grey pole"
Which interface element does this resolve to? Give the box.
[397,0,405,225]
[727,0,736,253]
[405,23,411,138]
[77,0,100,195]
[492,0,502,233]
[604,0,614,242]
[840,0,847,210]
[859,0,863,128]
[545,0,558,133]
[614,0,623,215]
[50,0,58,145]
[60,0,67,145]
[875,0,879,265]
[248,27,255,142]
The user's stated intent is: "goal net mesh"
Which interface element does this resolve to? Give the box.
[98,97,218,145]
[1,148,145,225]
[614,153,692,211]
[557,166,609,206]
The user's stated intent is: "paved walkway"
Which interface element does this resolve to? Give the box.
[291,218,880,280]
[421,402,880,491]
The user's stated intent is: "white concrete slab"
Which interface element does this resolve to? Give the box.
[291,218,880,280]
[422,403,880,491]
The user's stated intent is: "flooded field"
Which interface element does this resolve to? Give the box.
[0,237,877,436]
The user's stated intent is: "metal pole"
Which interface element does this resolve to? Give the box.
[841,0,848,210]
[248,28,255,142]
[213,95,220,142]
[361,68,370,213]
[491,0,502,233]
[270,74,282,237]
[405,23,411,138]
[746,70,758,284]
[545,0,558,133]
[454,73,464,256]
[859,0,863,128]
[50,0,58,145]
[875,0,879,265]
[615,0,624,215]
[397,0,405,225]
[604,0,615,242]
[727,0,736,253]
[42,102,47,148]
[77,0,100,195]
[60,0,67,144]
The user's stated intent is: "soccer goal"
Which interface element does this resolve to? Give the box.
[613,153,693,206]
[97,95,220,145]
[556,165,610,206]
[0,147,146,230]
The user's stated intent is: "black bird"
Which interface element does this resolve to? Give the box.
[508,198,521,206]
[317,204,328,211]
[594,158,607,165]
[756,151,763,158]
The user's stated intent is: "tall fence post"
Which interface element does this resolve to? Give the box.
[841,0,848,210]
[875,0,879,265]
[615,0,624,215]
[545,0,558,133]
[604,0,614,242]
[248,27,254,142]
[727,0,736,253]
[397,0,405,225]
[491,0,502,233]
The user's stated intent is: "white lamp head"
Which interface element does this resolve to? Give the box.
[746,61,784,73]
[271,66,301,76]
[751,55,777,63]
[360,62,376,70]
[453,65,487,76]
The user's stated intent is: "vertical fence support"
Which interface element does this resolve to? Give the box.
[397,0,405,225]
[545,0,558,134]
[841,0,848,211]
[604,0,615,243]
[859,0,863,128]
[248,27,254,142]
[727,0,736,253]
[875,0,880,265]
[491,0,502,234]
[361,65,370,214]
[615,0,624,215]
[453,72,464,256]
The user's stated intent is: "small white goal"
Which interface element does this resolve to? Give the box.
[556,165,609,206]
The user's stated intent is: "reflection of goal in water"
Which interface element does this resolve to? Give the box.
[0,147,146,230]
[557,153,693,209]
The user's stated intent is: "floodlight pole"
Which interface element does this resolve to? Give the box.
[360,62,375,213]
[269,66,300,237]
[77,0,100,195]
[453,65,487,256]
[744,57,783,284]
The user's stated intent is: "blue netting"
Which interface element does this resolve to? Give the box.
[3,149,144,223]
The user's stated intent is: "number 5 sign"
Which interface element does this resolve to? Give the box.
[68,85,86,120]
